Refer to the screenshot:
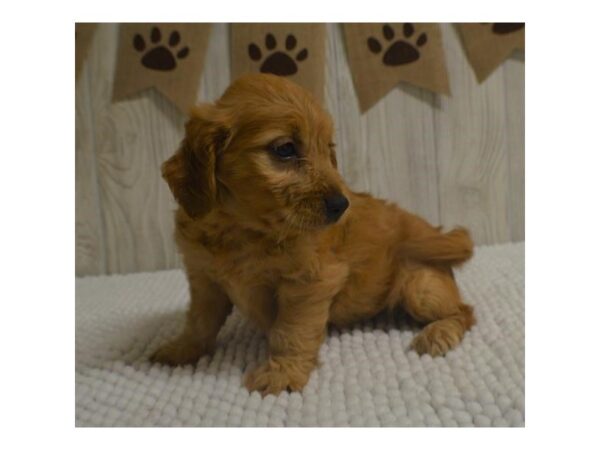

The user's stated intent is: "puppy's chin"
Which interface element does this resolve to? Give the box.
[284,213,329,232]
[282,207,347,233]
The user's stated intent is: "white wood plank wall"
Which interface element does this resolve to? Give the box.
[75,23,524,276]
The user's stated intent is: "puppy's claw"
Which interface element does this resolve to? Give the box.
[410,322,462,357]
[244,359,309,396]
[150,339,209,366]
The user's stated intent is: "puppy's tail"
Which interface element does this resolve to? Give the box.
[398,227,474,267]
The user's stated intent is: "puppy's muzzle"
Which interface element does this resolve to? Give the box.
[324,193,349,223]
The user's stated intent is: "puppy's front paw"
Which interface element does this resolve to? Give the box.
[150,337,211,366]
[244,358,310,396]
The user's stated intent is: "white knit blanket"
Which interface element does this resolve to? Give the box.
[76,242,524,427]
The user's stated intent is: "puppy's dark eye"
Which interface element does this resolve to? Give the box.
[272,142,297,159]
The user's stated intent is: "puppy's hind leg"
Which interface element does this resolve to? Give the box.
[151,275,232,366]
[400,267,475,357]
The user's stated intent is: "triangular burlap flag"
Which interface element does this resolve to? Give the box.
[457,23,525,82]
[343,23,450,112]
[75,23,98,79]
[231,23,326,101]
[112,23,212,113]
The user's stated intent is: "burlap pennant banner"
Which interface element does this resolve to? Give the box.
[112,23,212,113]
[457,23,525,83]
[343,23,450,112]
[231,23,326,101]
[75,23,98,79]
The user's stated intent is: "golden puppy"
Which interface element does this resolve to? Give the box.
[152,73,475,396]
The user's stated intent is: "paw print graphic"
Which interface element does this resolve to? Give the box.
[248,33,308,76]
[367,24,427,66]
[490,23,525,35]
[133,26,190,71]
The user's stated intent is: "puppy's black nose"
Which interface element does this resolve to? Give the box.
[324,193,349,222]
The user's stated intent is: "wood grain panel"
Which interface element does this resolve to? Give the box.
[200,24,231,103]
[75,52,106,276]
[434,24,511,244]
[503,52,525,242]
[87,24,185,274]
[324,23,370,193]
[326,24,440,225]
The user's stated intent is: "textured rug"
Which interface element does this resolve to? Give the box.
[76,242,524,427]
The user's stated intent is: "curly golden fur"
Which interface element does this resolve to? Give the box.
[151,73,475,396]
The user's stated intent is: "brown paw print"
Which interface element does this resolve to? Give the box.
[133,26,190,71]
[248,33,308,76]
[367,23,427,66]
[491,23,525,35]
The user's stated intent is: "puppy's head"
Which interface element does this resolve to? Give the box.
[162,73,349,232]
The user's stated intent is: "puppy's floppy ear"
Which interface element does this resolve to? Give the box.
[162,104,231,218]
